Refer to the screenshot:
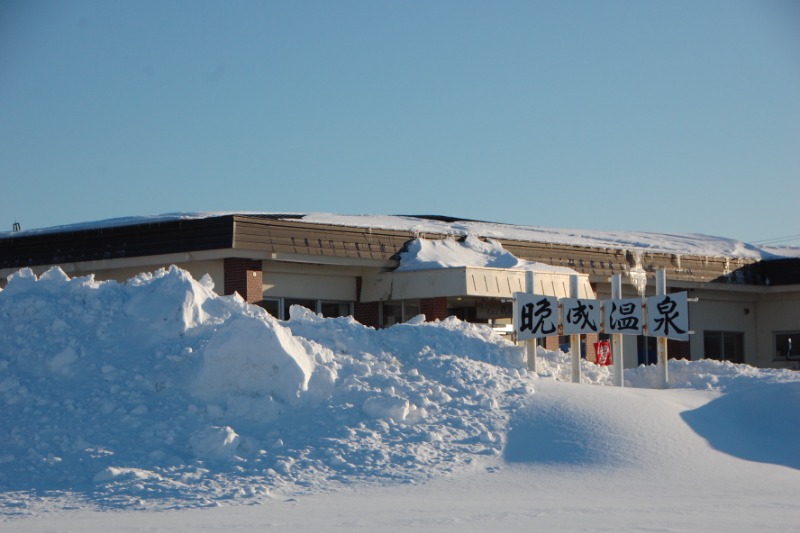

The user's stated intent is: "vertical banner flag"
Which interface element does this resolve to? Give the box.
[594,340,612,366]
[514,292,559,341]
[603,298,644,335]
[645,292,690,341]
[561,298,601,335]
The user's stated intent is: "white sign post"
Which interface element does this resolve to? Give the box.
[604,283,645,386]
[524,271,537,373]
[610,275,624,387]
[561,277,602,384]
[656,270,668,388]
[645,270,690,389]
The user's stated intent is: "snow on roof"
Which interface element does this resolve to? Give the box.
[302,213,799,260]
[3,211,799,260]
[395,234,578,274]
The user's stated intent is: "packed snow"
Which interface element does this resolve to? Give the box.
[4,211,800,260]
[395,235,577,274]
[2,266,800,531]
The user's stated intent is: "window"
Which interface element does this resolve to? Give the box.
[257,298,280,318]
[775,332,800,361]
[558,335,587,358]
[382,300,421,326]
[320,301,352,318]
[704,331,744,364]
[382,301,403,326]
[637,336,657,366]
[404,301,421,321]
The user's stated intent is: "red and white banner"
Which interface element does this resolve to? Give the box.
[594,340,612,366]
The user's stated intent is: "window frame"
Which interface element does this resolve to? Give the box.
[703,330,745,364]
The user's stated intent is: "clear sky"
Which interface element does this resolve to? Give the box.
[1,0,798,244]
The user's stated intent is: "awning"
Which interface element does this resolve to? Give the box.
[360,266,594,302]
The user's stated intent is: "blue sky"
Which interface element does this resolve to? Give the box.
[1,0,798,244]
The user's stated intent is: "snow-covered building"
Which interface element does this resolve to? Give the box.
[2,213,799,369]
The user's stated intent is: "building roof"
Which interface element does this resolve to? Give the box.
[2,212,798,286]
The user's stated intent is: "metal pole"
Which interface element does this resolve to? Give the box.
[611,274,624,387]
[656,269,669,389]
[525,271,537,373]
[570,275,582,384]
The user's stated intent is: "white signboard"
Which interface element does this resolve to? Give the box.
[513,292,559,341]
[561,298,601,335]
[514,291,690,341]
[645,292,690,341]
[603,298,644,335]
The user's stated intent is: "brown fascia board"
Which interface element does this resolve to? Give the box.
[1,212,772,286]
[232,215,436,261]
[232,216,767,285]
[0,216,235,270]
[496,237,764,285]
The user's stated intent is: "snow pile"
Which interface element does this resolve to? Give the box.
[1,266,799,519]
[0,266,530,512]
[395,235,576,273]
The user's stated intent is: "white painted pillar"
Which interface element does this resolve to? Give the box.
[525,271,537,373]
[656,269,669,389]
[570,275,582,384]
[611,274,624,387]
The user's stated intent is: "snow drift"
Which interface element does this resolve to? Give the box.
[1,266,798,517]
[395,234,575,273]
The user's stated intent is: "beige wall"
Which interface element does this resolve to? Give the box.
[262,261,359,301]
[686,292,758,364]
[362,268,594,301]
[754,288,800,369]
[1,259,226,293]
[86,260,226,292]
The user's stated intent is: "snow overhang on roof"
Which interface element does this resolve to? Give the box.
[359,266,594,302]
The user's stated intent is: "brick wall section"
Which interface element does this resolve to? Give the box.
[353,277,380,328]
[668,339,691,360]
[544,336,560,352]
[420,297,448,322]
[354,301,380,328]
[585,333,600,362]
[223,258,263,303]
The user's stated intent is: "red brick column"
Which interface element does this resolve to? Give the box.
[544,336,560,352]
[585,333,600,362]
[223,258,263,303]
[420,297,448,322]
[353,277,380,328]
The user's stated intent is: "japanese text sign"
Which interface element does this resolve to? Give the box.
[645,292,689,341]
[513,292,559,341]
[561,298,601,335]
[603,298,644,335]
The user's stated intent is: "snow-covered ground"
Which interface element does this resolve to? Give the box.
[2,266,800,531]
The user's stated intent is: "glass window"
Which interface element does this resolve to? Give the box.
[257,298,280,318]
[382,301,403,326]
[320,301,352,318]
[775,332,800,360]
[559,335,587,358]
[637,335,657,366]
[381,300,422,326]
[403,300,421,321]
[704,331,744,364]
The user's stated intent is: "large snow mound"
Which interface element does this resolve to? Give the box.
[1,266,798,516]
[396,235,577,273]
